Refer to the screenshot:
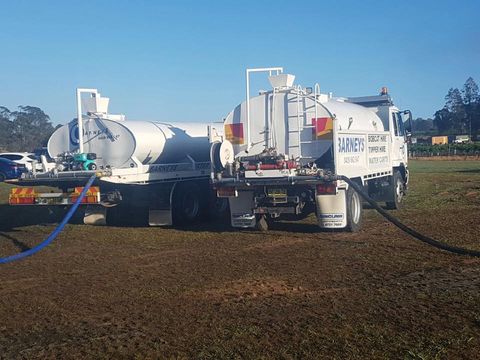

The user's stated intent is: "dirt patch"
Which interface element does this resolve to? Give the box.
[243,237,307,252]
[1,162,480,359]
[187,277,313,304]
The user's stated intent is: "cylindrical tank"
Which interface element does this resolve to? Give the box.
[223,89,385,162]
[48,118,216,168]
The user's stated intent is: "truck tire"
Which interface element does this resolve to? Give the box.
[346,186,363,232]
[208,196,229,221]
[386,170,404,210]
[172,182,204,225]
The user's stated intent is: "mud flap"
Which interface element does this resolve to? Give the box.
[229,191,256,228]
[148,183,175,226]
[315,189,347,229]
[148,209,172,226]
[83,205,107,225]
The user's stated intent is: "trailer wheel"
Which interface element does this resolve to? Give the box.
[386,170,404,210]
[173,183,203,225]
[346,186,363,232]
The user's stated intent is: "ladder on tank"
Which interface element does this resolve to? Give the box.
[287,83,321,161]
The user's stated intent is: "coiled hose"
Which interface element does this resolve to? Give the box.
[0,174,97,264]
[340,175,480,257]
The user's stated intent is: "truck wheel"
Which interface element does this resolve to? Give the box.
[346,186,363,232]
[88,163,97,170]
[386,170,404,210]
[0,172,5,182]
[208,196,229,220]
[173,183,203,225]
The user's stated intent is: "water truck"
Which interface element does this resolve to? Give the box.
[210,67,412,231]
[9,89,226,226]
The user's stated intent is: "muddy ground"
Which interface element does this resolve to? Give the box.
[1,160,480,359]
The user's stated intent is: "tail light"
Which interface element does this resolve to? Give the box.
[316,182,337,195]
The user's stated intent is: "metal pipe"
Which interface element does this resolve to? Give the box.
[245,67,283,152]
[314,83,320,122]
[76,88,99,153]
[246,69,250,152]
[77,88,100,153]
[76,88,84,153]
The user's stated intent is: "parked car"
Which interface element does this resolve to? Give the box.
[33,147,53,161]
[0,152,42,171]
[0,158,26,182]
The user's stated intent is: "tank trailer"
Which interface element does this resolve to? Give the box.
[9,89,226,226]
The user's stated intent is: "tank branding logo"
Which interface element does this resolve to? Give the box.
[69,123,119,146]
[319,213,344,219]
[338,136,365,153]
[225,123,244,145]
[70,124,79,146]
[83,128,120,141]
[149,164,178,173]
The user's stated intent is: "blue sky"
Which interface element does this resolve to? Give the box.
[1,0,479,124]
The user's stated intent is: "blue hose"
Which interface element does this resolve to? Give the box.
[0,174,97,264]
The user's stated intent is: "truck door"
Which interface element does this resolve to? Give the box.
[391,111,408,166]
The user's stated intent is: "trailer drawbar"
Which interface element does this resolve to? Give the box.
[0,173,479,264]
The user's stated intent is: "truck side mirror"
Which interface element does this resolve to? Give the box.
[403,110,413,134]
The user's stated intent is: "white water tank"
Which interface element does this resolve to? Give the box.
[223,89,384,162]
[48,118,216,168]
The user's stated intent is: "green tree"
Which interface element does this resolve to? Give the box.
[0,104,56,152]
[433,86,472,135]
[462,77,479,138]
[433,107,452,134]
[445,87,466,133]
[411,117,436,133]
[0,107,13,151]
[5,106,55,152]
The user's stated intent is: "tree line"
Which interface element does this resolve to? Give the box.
[0,106,56,152]
[412,77,480,138]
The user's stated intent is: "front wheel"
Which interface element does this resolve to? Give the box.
[345,186,363,232]
[386,170,405,210]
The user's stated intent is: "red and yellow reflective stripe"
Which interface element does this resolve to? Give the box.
[11,188,35,196]
[73,186,100,196]
[225,123,244,145]
[9,188,36,205]
[312,117,333,140]
[71,186,100,203]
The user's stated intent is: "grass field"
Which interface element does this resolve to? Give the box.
[1,160,480,359]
